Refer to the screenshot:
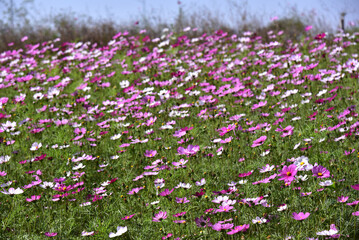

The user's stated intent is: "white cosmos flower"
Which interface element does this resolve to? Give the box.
[175,182,192,189]
[30,142,42,151]
[110,134,122,140]
[291,117,301,121]
[1,187,24,195]
[296,175,308,182]
[238,180,248,184]
[195,178,206,186]
[33,92,44,100]
[1,121,16,132]
[109,226,127,238]
[277,204,287,211]
[0,155,10,164]
[120,80,130,88]
[73,163,86,170]
[319,180,333,186]
[252,217,267,224]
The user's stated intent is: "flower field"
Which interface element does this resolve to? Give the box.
[0,28,359,239]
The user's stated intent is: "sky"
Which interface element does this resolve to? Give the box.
[2,0,359,31]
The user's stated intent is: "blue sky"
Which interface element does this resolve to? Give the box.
[3,0,359,30]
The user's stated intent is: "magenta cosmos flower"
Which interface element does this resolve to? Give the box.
[159,188,174,196]
[251,136,267,147]
[44,232,57,237]
[337,196,349,203]
[177,145,199,155]
[292,212,310,220]
[122,214,135,220]
[312,165,330,178]
[153,211,167,222]
[26,195,41,202]
[278,164,297,183]
[227,224,250,235]
[144,150,157,158]
[351,184,359,190]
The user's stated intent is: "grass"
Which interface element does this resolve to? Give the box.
[0,28,358,239]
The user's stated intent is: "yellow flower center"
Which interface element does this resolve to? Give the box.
[318,172,323,176]
[286,172,291,176]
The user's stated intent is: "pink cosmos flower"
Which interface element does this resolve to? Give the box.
[227,224,250,235]
[173,212,186,217]
[217,205,234,213]
[212,223,234,231]
[44,232,57,237]
[177,145,199,155]
[344,149,355,155]
[276,125,294,137]
[153,211,167,222]
[159,188,174,196]
[351,184,359,190]
[122,214,135,220]
[217,124,236,136]
[176,197,190,204]
[278,164,297,183]
[26,195,41,202]
[353,211,359,216]
[292,212,310,220]
[251,136,267,147]
[312,165,330,178]
[305,25,313,31]
[144,150,157,157]
[127,187,144,195]
[238,171,253,178]
[252,101,267,110]
[337,196,349,203]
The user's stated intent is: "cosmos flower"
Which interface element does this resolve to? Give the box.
[316,224,338,236]
[109,226,128,238]
[195,178,206,186]
[121,214,135,220]
[277,204,287,211]
[227,224,250,235]
[44,232,57,237]
[351,184,359,190]
[319,180,333,186]
[312,165,330,178]
[176,197,190,204]
[26,195,41,202]
[217,205,233,212]
[159,188,174,196]
[292,212,310,220]
[337,196,349,203]
[1,187,24,195]
[177,145,200,155]
[30,142,42,151]
[144,150,157,157]
[252,217,267,224]
[152,211,167,222]
[195,216,212,228]
[81,231,95,236]
[278,164,297,183]
[212,223,234,231]
[259,164,275,173]
[251,136,267,147]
